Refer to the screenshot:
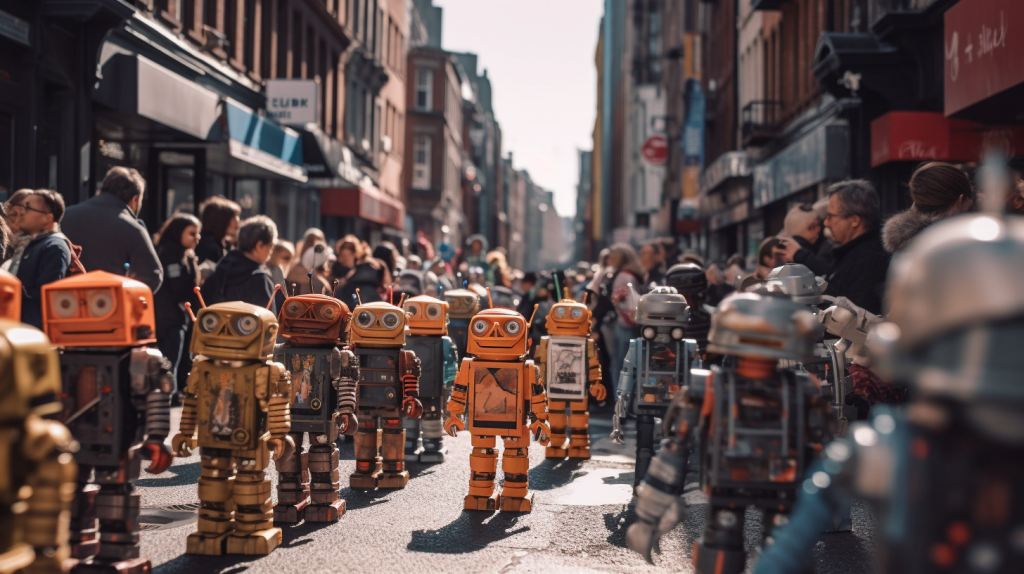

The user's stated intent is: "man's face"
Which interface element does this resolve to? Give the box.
[17,195,53,234]
[639,245,657,271]
[824,195,859,246]
[253,240,274,264]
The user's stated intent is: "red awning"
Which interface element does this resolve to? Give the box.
[321,187,405,229]
[870,111,1024,167]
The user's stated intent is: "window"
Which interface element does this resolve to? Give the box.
[243,0,256,71]
[276,2,288,77]
[291,12,302,77]
[225,0,237,60]
[204,0,217,28]
[260,0,273,76]
[415,68,433,111]
[412,135,431,189]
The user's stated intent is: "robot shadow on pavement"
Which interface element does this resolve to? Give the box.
[407,512,529,554]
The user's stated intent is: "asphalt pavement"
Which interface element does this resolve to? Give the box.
[138,410,875,573]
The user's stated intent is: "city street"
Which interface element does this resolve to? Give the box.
[138,412,875,574]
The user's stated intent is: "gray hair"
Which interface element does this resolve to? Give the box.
[237,215,278,253]
[828,179,881,230]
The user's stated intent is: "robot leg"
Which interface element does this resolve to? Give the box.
[68,465,99,563]
[464,435,498,511]
[403,413,421,457]
[498,432,533,513]
[694,502,747,574]
[545,400,568,458]
[567,399,591,459]
[377,416,409,489]
[304,430,344,523]
[634,414,656,486]
[75,458,146,574]
[419,396,448,463]
[273,432,309,524]
[350,416,381,490]
[21,450,77,574]
[225,442,280,556]
[186,448,235,555]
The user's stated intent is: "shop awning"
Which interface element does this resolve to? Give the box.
[321,186,405,229]
[871,111,1024,167]
[753,123,849,209]
[219,100,306,182]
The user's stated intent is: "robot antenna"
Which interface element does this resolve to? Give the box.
[193,286,206,309]
[267,284,283,310]
[527,304,539,329]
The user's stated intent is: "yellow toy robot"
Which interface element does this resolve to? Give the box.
[533,293,606,459]
[444,306,551,512]
[0,318,77,574]
[171,298,293,556]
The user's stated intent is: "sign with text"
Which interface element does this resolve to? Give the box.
[944,0,1024,116]
[266,79,319,124]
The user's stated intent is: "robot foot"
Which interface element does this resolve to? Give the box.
[70,557,152,574]
[418,445,447,463]
[463,493,499,512]
[273,498,310,524]
[376,471,409,489]
[693,542,745,574]
[498,492,534,513]
[303,500,346,523]
[186,531,232,555]
[225,528,282,555]
[349,471,380,490]
[544,446,568,459]
[567,446,591,459]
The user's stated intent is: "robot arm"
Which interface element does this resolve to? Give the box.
[265,361,295,461]
[526,361,551,446]
[587,338,607,401]
[442,336,459,388]
[172,358,204,457]
[821,297,882,367]
[443,358,471,436]
[20,415,78,573]
[399,349,424,418]
[533,337,549,387]
[130,347,174,474]
[611,339,638,444]
[330,347,360,435]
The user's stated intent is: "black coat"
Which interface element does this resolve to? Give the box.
[16,232,71,329]
[791,235,835,277]
[823,231,890,315]
[202,250,277,314]
[154,244,199,330]
[61,193,162,293]
[195,235,227,266]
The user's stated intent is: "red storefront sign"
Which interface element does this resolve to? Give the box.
[944,0,1024,116]
[321,186,405,229]
[871,111,1024,167]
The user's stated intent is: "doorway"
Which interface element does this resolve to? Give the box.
[147,148,206,229]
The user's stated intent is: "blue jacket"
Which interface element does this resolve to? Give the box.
[16,232,71,329]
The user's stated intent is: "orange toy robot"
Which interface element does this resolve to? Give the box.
[533,293,605,459]
[273,293,359,523]
[444,306,551,512]
[42,271,174,574]
[348,296,422,489]
[171,299,292,556]
[402,295,459,462]
[0,268,21,320]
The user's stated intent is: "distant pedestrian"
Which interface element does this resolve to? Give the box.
[62,167,163,292]
[153,214,201,385]
[704,262,735,306]
[773,203,833,276]
[268,240,295,289]
[335,236,389,306]
[739,237,784,291]
[203,215,279,313]
[638,239,665,291]
[882,162,975,255]
[604,243,644,395]
[2,189,32,267]
[195,196,242,269]
[15,189,71,329]
[823,180,889,315]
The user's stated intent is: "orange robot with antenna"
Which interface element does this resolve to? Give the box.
[272,280,360,523]
[402,294,459,462]
[444,292,551,512]
[0,267,21,320]
[171,287,293,555]
[533,290,605,459]
[347,289,422,489]
[42,271,174,574]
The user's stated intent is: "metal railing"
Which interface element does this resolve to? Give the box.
[741,100,785,146]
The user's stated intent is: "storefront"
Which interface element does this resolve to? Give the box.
[698,151,755,261]
[320,185,406,247]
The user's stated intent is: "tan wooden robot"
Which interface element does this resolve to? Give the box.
[533,293,605,459]
[444,305,551,512]
[171,297,293,556]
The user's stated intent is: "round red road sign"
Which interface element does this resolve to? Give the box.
[641,135,668,165]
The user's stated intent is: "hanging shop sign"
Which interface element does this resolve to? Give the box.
[871,111,1024,166]
[266,79,319,125]
[944,0,1024,116]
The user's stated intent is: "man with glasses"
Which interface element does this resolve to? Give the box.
[14,189,71,328]
[821,180,889,315]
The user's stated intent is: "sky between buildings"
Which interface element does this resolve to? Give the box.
[434,0,603,218]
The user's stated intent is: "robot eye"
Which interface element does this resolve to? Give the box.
[87,290,115,317]
[285,301,305,317]
[381,312,401,329]
[671,327,684,340]
[554,307,567,318]
[642,327,656,339]
[199,313,221,333]
[426,304,441,319]
[504,320,522,336]
[472,319,488,335]
[356,311,375,328]
[236,315,259,335]
[570,308,584,319]
[51,290,78,319]
[319,304,338,320]
[405,304,419,317]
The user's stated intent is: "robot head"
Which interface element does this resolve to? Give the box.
[279,294,349,346]
[349,301,407,347]
[765,263,827,306]
[708,292,821,361]
[546,297,591,337]
[42,271,156,348]
[444,288,481,320]
[0,268,21,321]
[467,308,528,361]
[404,295,449,336]
[635,288,690,343]
[191,302,279,360]
[664,263,708,309]
[0,320,63,422]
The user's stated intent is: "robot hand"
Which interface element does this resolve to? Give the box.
[171,433,197,458]
[530,419,551,446]
[610,393,629,445]
[139,439,174,474]
[335,412,359,436]
[626,483,683,564]
[268,434,296,461]
[590,383,608,401]
[443,415,465,437]
[403,396,424,418]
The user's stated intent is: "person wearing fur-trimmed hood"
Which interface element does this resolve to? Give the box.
[882,162,975,254]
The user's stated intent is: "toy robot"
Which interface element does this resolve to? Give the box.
[610,288,697,486]
[754,199,1024,574]
[402,295,458,463]
[348,298,422,489]
[444,307,551,512]
[0,268,21,320]
[0,319,77,574]
[626,292,828,573]
[442,288,480,366]
[664,263,712,358]
[42,271,174,574]
[171,300,292,555]
[273,293,359,523]
[533,293,605,459]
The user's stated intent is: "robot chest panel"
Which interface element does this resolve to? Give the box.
[278,347,335,426]
[59,349,139,463]
[408,336,444,398]
[195,362,261,451]
[356,349,401,410]
[545,336,588,401]
[468,361,524,435]
[637,341,684,407]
